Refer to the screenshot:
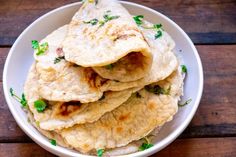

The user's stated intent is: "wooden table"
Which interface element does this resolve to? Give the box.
[0,0,235,156]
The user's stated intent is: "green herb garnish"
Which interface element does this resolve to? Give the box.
[97,149,104,157]
[133,15,163,39]
[83,18,99,25]
[31,40,39,49]
[153,24,162,29]
[178,99,192,107]
[136,92,142,98]
[31,40,49,56]
[103,14,120,22]
[133,15,144,26]
[9,88,27,107]
[54,56,65,64]
[145,85,171,95]
[155,30,163,39]
[181,65,187,73]
[105,64,114,70]
[99,14,120,27]
[84,11,120,27]
[34,100,47,112]
[139,137,153,151]
[139,143,154,151]
[50,139,57,146]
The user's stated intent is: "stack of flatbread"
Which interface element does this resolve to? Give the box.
[24,0,184,156]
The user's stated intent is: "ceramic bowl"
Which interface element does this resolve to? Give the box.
[3,1,203,157]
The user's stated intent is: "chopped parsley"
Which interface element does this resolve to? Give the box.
[31,40,39,49]
[133,15,144,26]
[9,88,27,107]
[84,11,120,27]
[34,100,47,113]
[31,40,49,56]
[153,24,162,29]
[139,137,153,151]
[136,92,142,98]
[154,30,163,39]
[50,139,57,146]
[133,15,163,39]
[54,56,65,64]
[83,18,99,25]
[178,99,192,107]
[104,14,120,22]
[181,65,187,73]
[97,149,104,157]
[145,85,171,95]
[99,14,120,27]
[105,64,114,70]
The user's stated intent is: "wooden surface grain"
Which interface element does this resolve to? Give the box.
[0,0,235,45]
[0,138,236,157]
[0,0,235,156]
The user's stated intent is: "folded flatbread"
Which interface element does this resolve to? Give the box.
[34,22,177,103]
[24,63,141,131]
[34,25,106,103]
[101,22,178,91]
[59,69,183,153]
[63,0,152,82]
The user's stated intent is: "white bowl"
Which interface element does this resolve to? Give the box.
[3,1,203,157]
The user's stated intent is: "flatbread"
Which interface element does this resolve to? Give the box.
[34,25,105,103]
[24,63,141,131]
[60,90,178,153]
[39,87,141,131]
[59,69,183,153]
[33,22,177,103]
[63,0,152,82]
[27,111,69,149]
[101,23,178,91]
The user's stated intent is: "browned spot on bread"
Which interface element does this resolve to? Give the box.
[116,127,123,133]
[110,26,139,37]
[84,68,107,88]
[60,101,81,116]
[84,68,99,88]
[119,112,131,121]
[82,144,90,150]
[147,100,157,110]
[107,24,140,41]
[99,78,108,86]
[128,128,134,134]
[52,101,82,120]
[101,123,109,128]
[114,34,136,41]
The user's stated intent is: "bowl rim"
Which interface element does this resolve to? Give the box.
[3,1,204,157]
